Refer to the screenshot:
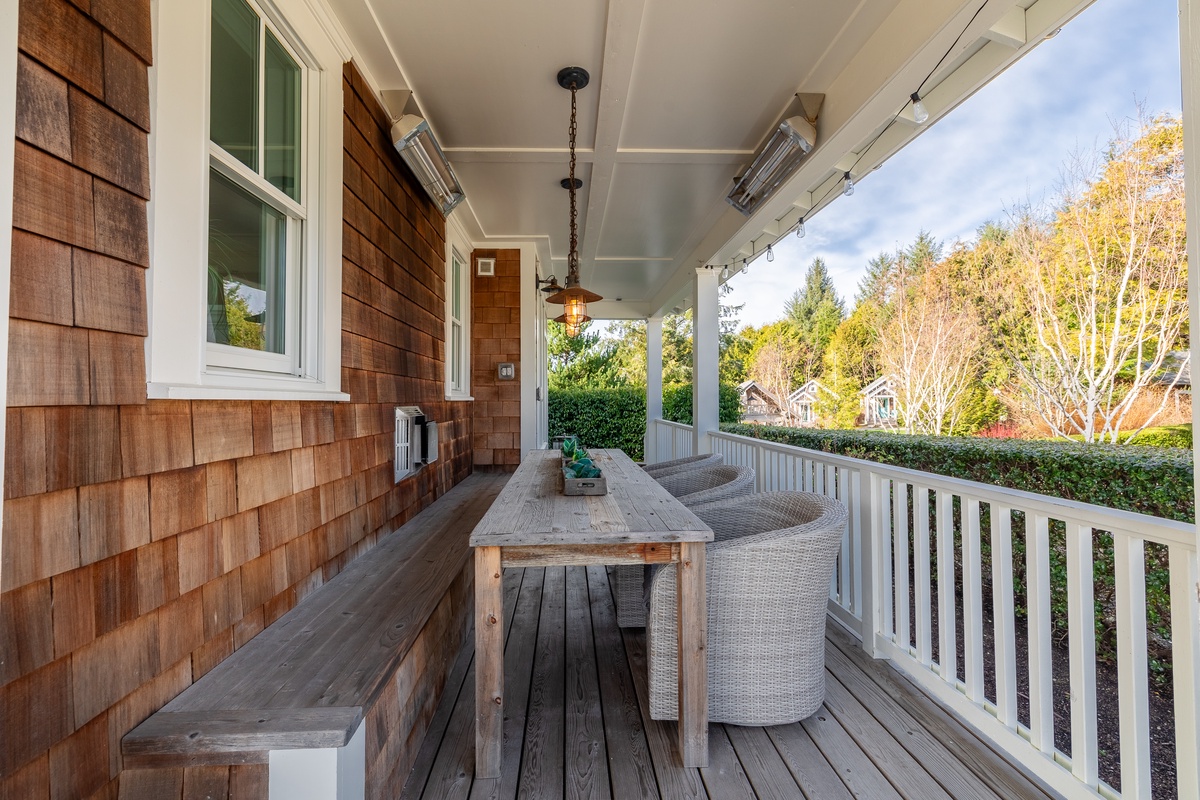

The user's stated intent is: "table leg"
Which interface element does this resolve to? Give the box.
[475,546,504,778]
[677,541,708,767]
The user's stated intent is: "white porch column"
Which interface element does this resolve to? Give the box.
[692,267,719,455]
[644,316,664,463]
[1177,0,1200,796]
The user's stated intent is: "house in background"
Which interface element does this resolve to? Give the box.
[788,378,835,427]
[737,379,785,424]
[0,0,1197,798]
[860,375,900,428]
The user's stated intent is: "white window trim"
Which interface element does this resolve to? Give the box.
[0,0,17,550]
[146,0,347,400]
[444,215,472,401]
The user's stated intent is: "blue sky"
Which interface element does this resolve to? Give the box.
[724,0,1184,328]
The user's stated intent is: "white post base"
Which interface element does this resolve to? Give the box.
[269,723,365,800]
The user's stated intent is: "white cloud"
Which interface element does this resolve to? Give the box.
[724,0,1182,329]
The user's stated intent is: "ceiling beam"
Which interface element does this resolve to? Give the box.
[577,0,651,291]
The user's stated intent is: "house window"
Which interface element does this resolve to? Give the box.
[146,0,345,400]
[206,0,304,374]
[447,248,468,396]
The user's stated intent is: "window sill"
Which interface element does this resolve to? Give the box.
[445,393,474,402]
[148,382,351,402]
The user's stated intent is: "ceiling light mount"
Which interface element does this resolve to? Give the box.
[556,66,590,91]
[560,178,583,190]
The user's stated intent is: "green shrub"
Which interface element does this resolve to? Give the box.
[663,383,742,426]
[1123,424,1192,449]
[720,424,1192,522]
[549,387,648,461]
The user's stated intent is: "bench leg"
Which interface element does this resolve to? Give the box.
[677,541,708,767]
[475,546,504,778]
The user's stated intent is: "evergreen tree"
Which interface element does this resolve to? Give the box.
[783,258,845,377]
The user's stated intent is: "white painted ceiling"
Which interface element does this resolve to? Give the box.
[327,0,1092,317]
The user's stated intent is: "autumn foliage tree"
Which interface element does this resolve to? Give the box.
[1004,115,1188,443]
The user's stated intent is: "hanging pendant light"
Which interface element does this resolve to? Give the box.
[545,66,602,336]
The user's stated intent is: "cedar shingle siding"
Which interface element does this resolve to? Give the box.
[1,1,473,795]
[472,249,523,469]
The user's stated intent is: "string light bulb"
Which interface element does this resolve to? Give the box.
[910,92,929,124]
[766,244,774,263]
[796,217,806,238]
[742,258,748,276]
[843,171,854,197]
[721,265,730,280]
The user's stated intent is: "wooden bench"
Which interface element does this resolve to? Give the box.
[121,473,506,800]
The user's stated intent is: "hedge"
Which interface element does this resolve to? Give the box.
[663,383,742,426]
[547,384,743,462]
[549,387,648,461]
[719,424,1193,522]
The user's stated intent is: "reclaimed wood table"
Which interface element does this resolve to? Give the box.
[469,448,713,777]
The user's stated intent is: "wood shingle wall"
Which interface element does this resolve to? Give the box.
[0,0,472,795]
[471,249,522,470]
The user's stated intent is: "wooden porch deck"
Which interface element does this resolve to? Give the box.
[402,566,1059,800]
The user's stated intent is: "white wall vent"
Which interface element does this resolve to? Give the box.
[395,406,423,482]
[476,257,495,276]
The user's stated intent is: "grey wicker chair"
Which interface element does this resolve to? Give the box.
[645,491,847,726]
[642,452,723,479]
[615,464,755,627]
[655,464,755,507]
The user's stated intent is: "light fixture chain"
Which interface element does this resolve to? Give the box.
[568,84,580,278]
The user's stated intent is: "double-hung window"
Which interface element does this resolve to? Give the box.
[147,0,345,399]
[448,249,466,394]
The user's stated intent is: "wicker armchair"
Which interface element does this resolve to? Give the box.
[655,464,755,507]
[642,452,723,479]
[645,492,847,726]
[615,464,754,627]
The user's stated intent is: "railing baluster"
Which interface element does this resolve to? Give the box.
[1064,520,1098,787]
[1114,531,1150,796]
[835,463,850,605]
[915,486,932,666]
[880,478,894,639]
[1027,513,1054,753]
[1170,543,1200,799]
[894,481,911,651]
[963,498,983,703]
[936,490,957,684]
[991,504,1017,727]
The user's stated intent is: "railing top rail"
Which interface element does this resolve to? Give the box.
[651,418,694,432]
[710,430,1196,549]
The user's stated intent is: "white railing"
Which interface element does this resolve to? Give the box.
[708,429,1200,800]
[648,418,694,464]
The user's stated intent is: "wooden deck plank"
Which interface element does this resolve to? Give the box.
[801,704,904,799]
[622,624,709,799]
[405,566,1061,800]
[587,566,659,800]
[564,566,611,800]
[724,725,805,800]
[516,567,567,799]
[403,568,522,799]
[823,640,1006,800]
[819,667,955,800]
[699,725,757,799]
[765,724,855,800]
[824,625,1056,800]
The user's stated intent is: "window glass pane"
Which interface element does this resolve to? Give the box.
[452,255,462,319]
[264,30,301,200]
[451,322,462,389]
[208,170,287,354]
[211,0,259,170]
